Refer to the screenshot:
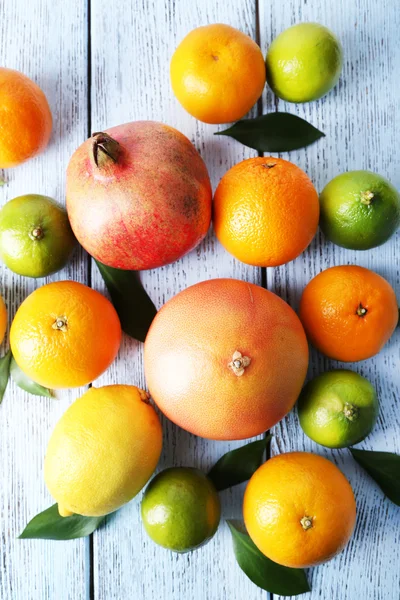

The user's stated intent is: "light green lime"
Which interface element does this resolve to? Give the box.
[141,467,221,553]
[266,22,343,103]
[298,370,379,449]
[319,170,400,250]
[0,194,76,277]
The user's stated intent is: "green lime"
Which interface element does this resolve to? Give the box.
[0,194,76,277]
[319,170,400,250]
[266,22,343,103]
[298,370,379,449]
[141,467,221,553]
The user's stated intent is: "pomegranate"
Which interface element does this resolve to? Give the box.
[66,121,212,270]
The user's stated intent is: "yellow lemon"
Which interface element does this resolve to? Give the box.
[44,385,163,517]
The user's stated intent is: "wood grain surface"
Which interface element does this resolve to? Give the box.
[0,1,90,599]
[0,0,399,598]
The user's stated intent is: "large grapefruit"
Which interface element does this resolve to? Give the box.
[66,121,212,270]
[144,279,309,440]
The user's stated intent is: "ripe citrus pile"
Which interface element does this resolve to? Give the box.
[0,14,399,596]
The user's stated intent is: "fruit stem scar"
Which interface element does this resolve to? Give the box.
[91,132,121,168]
[360,190,374,205]
[139,389,151,404]
[343,402,359,422]
[52,316,68,332]
[356,303,368,317]
[262,163,276,169]
[228,351,251,376]
[300,516,313,530]
[211,54,219,61]
[29,226,44,240]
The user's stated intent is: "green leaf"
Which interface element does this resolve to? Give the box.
[350,448,400,506]
[215,113,325,153]
[208,435,271,491]
[0,350,11,404]
[10,356,53,397]
[95,260,157,343]
[19,504,106,540]
[227,521,310,596]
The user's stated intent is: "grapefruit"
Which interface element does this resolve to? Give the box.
[144,279,309,440]
[66,121,212,270]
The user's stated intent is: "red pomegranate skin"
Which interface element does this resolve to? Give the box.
[66,121,212,270]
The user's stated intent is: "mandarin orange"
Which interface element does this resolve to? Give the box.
[299,265,398,362]
[10,281,121,388]
[243,452,356,568]
[213,157,319,267]
[170,24,266,124]
[0,68,52,168]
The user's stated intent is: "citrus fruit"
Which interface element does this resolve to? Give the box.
[0,293,7,344]
[170,24,266,124]
[319,170,400,250]
[0,194,76,277]
[0,68,52,168]
[266,23,343,103]
[10,280,121,388]
[243,452,356,568]
[299,265,398,362]
[298,370,379,448]
[141,467,220,552]
[44,385,162,517]
[213,157,319,267]
[144,278,309,440]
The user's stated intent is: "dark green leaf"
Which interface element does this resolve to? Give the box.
[95,260,157,342]
[215,113,325,153]
[208,435,271,491]
[350,448,400,506]
[227,521,310,596]
[0,350,11,404]
[10,356,53,398]
[19,504,106,540]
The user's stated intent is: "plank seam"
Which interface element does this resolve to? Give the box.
[255,1,272,599]
[86,0,95,598]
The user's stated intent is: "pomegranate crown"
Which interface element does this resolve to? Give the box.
[91,132,120,167]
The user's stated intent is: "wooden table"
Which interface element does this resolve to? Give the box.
[1,0,399,598]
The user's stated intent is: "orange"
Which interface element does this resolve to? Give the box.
[0,68,52,168]
[299,265,398,362]
[170,24,266,124]
[144,278,309,440]
[243,452,356,568]
[213,157,320,267]
[10,281,121,388]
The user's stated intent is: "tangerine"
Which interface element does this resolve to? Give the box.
[10,280,121,388]
[213,157,319,267]
[243,452,356,568]
[299,265,398,362]
[170,24,266,124]
[0,68,52,168]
